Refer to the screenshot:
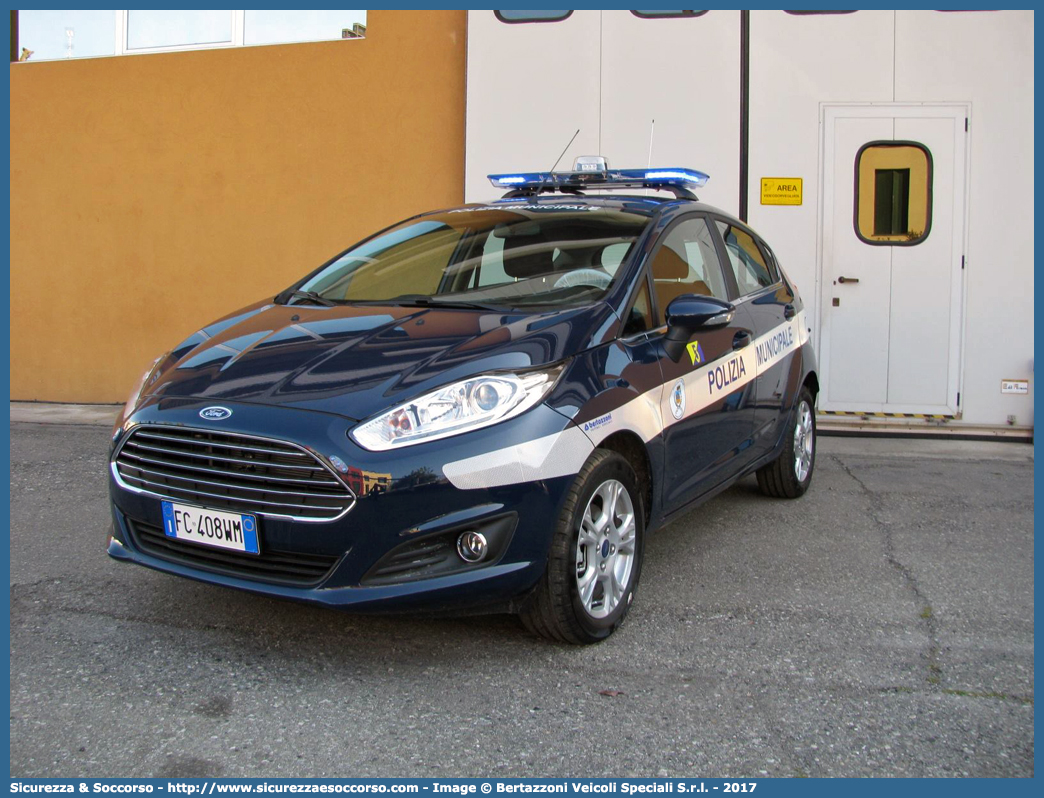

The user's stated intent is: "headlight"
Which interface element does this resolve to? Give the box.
[351,366,564,451]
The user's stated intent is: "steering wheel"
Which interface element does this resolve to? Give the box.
[553,268,613,291]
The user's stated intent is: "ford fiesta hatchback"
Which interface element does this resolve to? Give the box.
[108,158,818,643]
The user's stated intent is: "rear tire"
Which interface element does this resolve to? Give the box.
[520,450,644,644]
[756,387,816,499]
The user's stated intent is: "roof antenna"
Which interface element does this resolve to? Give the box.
[531,128,580,197]
[646,118,655,196]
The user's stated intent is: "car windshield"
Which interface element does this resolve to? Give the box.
[296,204,652,310]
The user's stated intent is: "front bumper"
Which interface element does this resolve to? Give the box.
[107,395,580,613]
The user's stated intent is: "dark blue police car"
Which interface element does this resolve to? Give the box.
[108,158,818,643]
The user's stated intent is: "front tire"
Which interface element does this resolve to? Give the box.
[756,386,816,499]
[520,450,645,644]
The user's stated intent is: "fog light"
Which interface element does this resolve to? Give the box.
[456,531,488,563]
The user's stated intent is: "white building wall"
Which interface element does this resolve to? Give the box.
[598,11,741,216]
[748,9,1034,427]
[745,11,896,341]
[465,11,602,202]
[465,10,739,210]
[465,10,1034,429]
[894,10,1034,426]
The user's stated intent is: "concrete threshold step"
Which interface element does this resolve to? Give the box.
[817,412,1032,442]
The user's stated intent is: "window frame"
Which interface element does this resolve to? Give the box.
[630,10,709,19]
[709,216,783,302]
[853,139,934,247]
[494,10,574,24]
[758,241,788,292]
[121,10,242,54]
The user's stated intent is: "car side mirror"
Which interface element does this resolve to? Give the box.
[662,294,735,362]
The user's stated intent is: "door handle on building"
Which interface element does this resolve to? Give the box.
[837,276,860,284]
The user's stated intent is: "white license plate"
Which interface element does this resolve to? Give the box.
[161,501,260,555]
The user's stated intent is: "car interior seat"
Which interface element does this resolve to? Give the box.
[653,245,711,311]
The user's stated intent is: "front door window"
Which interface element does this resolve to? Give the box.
[649,216,730,322]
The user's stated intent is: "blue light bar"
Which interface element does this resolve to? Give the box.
[634,169,710,187]
[487,166,709,194]
[489,172,553,188]
[615,168,710,188]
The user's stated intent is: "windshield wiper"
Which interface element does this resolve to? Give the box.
[275,289,336,307]
[384,295,506,312]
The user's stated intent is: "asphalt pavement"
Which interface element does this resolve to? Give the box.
[9,416,1035,777]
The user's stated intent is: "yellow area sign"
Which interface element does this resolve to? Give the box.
[760,177,802,206]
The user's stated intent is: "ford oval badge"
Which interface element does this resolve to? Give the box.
[199,406,232,421]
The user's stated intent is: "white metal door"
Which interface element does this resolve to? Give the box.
[819,104,967,415]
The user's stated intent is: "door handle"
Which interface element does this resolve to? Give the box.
[784,304,796,320]
[837,276,860,284]
[733,331,752,350]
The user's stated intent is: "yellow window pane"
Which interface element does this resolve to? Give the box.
[855,142,932,245]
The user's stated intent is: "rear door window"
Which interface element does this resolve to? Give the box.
[715,220,777,296]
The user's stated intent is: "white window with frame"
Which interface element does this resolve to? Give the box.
[17,10,367,62]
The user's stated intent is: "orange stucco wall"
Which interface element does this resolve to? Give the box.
[10,10,467,403]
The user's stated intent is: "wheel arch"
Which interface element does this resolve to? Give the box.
[803,370,820,400]
[596,430,653,525]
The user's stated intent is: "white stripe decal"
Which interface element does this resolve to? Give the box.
[442,426,594,491]
[659,310,806,433]
[443,312,807,489]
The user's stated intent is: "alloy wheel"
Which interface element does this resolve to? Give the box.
[575,479,637,619]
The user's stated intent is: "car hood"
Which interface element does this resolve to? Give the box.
[142,300,620,421]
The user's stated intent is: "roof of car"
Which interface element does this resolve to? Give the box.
[449,192,746,227]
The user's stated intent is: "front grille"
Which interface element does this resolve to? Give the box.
[114,425,355,521]
[127,519,340,586]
